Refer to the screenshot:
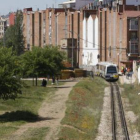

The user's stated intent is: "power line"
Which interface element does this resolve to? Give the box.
[66,33,127,51]
[61,47,127,51]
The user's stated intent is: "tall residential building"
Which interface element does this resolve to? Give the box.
[79,0,140,70]
[23,8,83,67]
[93,0,140,70]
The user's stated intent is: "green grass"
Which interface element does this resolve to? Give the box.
[0,125,18,138]
[120,82,140,132]
[17,127,49,140]
[0,80,58,139]
[58,77,108,140]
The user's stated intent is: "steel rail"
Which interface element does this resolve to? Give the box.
[110,82,116,140]
[115,83,130,140]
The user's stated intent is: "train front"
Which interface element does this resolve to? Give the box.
[105,65,119,81]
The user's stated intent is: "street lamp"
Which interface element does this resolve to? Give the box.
[72,32,74,68]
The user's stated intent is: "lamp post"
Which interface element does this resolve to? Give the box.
[71,12,74,68]
[72,31,74,68]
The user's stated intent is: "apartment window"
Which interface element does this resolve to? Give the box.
[129,19,138,30]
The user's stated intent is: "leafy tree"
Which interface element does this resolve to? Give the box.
[0,39,3,47]
[44,46,66,75]
[0,47,22,100]
[21,46,66,86]
[4,10,24,55]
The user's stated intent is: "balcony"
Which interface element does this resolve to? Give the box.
[129,25,138,30]
[129,38,138,43]
[129,41,139,54]
[129,19,138,31]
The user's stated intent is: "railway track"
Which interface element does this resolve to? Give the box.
[110,82,129,140]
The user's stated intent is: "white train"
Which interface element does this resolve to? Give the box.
[96,62,119,81]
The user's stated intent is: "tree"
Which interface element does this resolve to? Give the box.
[0,47,22,100]
[0,39,3,47]
[21,46,66,86]
[43,46,66,76]
[4,10,24,55]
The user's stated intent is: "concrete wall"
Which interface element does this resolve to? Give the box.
[82,13,99,67]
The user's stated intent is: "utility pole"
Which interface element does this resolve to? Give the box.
[71,12,74,68]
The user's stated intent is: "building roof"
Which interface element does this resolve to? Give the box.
[124,11,140,17]
[0,16,7,21]
[63,0,76,4]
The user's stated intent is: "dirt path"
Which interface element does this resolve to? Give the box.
[7,81,77,140]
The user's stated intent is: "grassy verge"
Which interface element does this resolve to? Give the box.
[120,82,140,132]
[0,80,61,139]
[58,77,108,140]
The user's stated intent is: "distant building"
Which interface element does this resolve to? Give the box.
[59,0,76,9]
[59,0,93,10]
[0,17,7,38]
[23,7,32,13]
[9,12,16,26]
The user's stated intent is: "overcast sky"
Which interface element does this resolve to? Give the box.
[0,0,65,15]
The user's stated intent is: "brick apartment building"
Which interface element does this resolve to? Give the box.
[9,12,16,26]
[81,0,140,70]
[97,0,140,70]
[23,0,140,70]
[23,7,84,67]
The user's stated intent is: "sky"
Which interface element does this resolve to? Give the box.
[0,0,65,15]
